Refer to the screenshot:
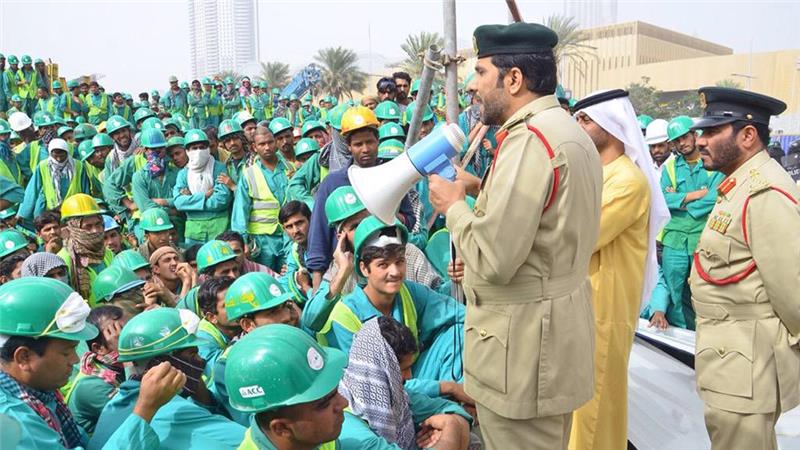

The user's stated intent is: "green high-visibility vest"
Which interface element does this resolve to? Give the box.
[39,159,84,210]
[243,165,282,235]
[316,283,419,362]
[237,428,337,450]
[87,93,109,117]
[17,70,37,99]
[0,157,22,184]
[664,158,713,190]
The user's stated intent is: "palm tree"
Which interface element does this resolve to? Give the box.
[314,47,367,100]
[214,70,243,83]
[395,32,444,77]
[544,14,597,81]
[716,79,743,89]
[259,62,291,89]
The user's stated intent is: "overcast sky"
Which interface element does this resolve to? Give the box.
[1,0,798,94]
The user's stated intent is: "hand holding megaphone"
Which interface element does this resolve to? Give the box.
[348,123,466,224]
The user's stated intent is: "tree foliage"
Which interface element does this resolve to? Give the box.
[544,14,597,80]
[626,76,701,118]
[395,32,445,79]
[258,62,291,89]
[314,47,367,100]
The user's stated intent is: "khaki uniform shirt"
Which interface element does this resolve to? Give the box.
[446,95,603,419]
[690,150,800,414]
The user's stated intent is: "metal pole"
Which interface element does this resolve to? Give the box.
[405,45,441,149]
[443,0,459,126]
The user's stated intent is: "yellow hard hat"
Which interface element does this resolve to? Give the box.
[340,106,379,136]
[61,194,101,221]
[97,121,107,133]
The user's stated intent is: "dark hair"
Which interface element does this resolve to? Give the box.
[767,142,785,163]
[392,72,412,84]
[377,316,418,360]
[730,120,771,149]
[279,201,311,225]
[0,335,52,362]
[377,77,397,93]
[87,305,124,349]
[360,243,406,271]
[198,276,235,316]
[490,51,558,95]
[345,127,379,145]
[203,126,218,141]
[216,230,244,247]
[183,244,202,265]
[34,210,61,232]
[0,253,26,279]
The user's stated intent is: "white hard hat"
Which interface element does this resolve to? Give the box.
[645,119,669,145]
[48,138,69,153]
[8,112,32,132]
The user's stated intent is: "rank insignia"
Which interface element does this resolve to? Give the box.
[709,210,733,234]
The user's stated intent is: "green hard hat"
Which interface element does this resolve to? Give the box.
[196,240,237,273]
[638,114,654,130]
[353,216,409,277]
[259,81,268,89]
[0,208,15,220]
[327,104,347,131]
[300,120,325,137]
[74,123,97,141]
[77,140,95,161]
[7,55,18,65]
[35,112,58,128]
[91,133,114,149]
[106,115,131,135]
[325,186,365,226]
[139,208,174,232]
[141,116,164,132]
[271,88,280,95]
[218,119,243,140]
[268,117,292,136]
[201,77,212,85]
[0,278,98,342]
[0,119,11,135]
[75,116,86,124]
[92,265,146,303]
[134,108,156,124]
[162,118,181,131]
[0,230,28,259]
[378,122,406,141]
[224,324,346,413]
[180,81,189,89]
[117,307,201,362]
[57,126,73,137]
[411,79,421,94]
[225,77,234,84]
[378,139,404,160]
[667,115,695,142]
[139,128,167,149]
[166,136,185,148]
[67,79,79,89]
[555,85,567,100]
[375,101,401,122]
[52,80,63,90]
[20,55,32,65]
[112,249,150,272]
[289,94,299,101]
[294,138,320,158]
[183,128,209,146]
[224,272,293,322]
[402,101,434,126]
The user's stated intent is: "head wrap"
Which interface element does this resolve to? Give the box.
[338,318,415,449]
[65,217,106,297]
[575,90,670,308]
[144,148,166,178]
[149,245,179,267]
[20,252,67,278]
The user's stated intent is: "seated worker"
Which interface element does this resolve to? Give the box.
[278,200,313,303]
[317,216,467,400]
[149,246,194,304]
[91,265,158,315]
[33,210,63,254]
[20,251,69,281]
[111,249,151,280]
[0,277,180,450]
[102,215,124,255]
[216,230,277,276]
[64,305,130,434]
[137,208,176,261]
[90,308,245,450]
[195,276,239,391]
[339,317,472,449]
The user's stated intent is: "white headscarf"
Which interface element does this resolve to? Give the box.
[578,91,670,309]
[186,147,214,194]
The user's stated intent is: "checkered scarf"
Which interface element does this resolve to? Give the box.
[80,350,124,389]
[0,370,83,448]
[338,318,415,449]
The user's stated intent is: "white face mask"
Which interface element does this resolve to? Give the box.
[187,147,211,170]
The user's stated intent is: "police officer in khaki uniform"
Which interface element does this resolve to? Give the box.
[428,22,603,450]
[689,87,800,450]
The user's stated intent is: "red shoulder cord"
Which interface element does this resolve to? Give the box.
[693,187,798,285]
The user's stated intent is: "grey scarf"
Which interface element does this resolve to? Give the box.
[47,156,75,204]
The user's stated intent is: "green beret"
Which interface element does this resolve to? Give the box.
[473,22,558,58]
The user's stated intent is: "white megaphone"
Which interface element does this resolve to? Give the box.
[349,123,466,225]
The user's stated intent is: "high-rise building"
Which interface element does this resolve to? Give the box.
[188,0,256,79]
[564,0,618,29]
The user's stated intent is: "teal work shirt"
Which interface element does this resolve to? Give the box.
[0,377,159,450]
[15,140,48,183]
[102,154,144,216]
[0,175,24,204]
[172,161,232,221]
[660,156,724,253]
[89,379,245,450]
[231,158,290,239]
[286,152,325,209]
[17,158,91,221]
[131,165,179,212]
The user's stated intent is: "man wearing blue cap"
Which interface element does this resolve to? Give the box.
[689,87,800,450]
[428,22,603,450]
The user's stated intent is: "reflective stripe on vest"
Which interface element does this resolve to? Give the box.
[40,159,84,210]
[243,165,281,235]
[316,284,419,354]
[320,163,329,182]
[0,158,21,184]
[238,428,337,450]
[18,70,37,99]
[665,158,713,190]
[198,319,228,349]
[87,94,108,117]
[28,141,43,174]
